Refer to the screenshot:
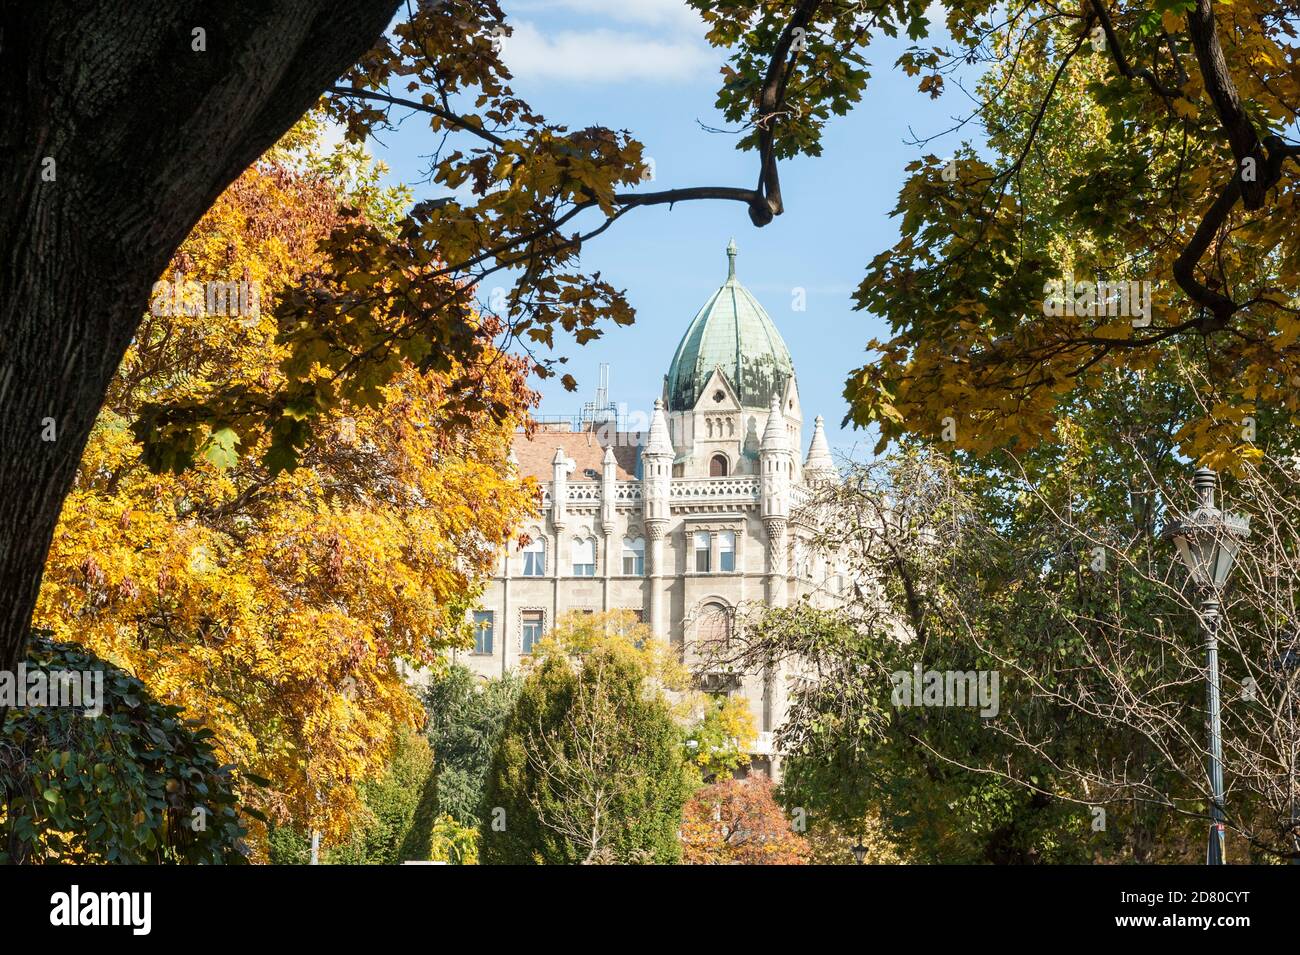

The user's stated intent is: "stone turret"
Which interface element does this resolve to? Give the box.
[803,415,835,482]
[551,447,575,530]
[642,398,673,523]
[600,444,617,536]
[760,394,792,521]
[759,393,792,618]
[642,398,674,637]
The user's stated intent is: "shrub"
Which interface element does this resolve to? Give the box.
[0,632,248,863]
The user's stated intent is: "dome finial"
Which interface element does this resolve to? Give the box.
[726,238,738,280]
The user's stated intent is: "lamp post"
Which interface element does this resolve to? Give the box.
[851,841,868,864]
[1163,467,1250,865]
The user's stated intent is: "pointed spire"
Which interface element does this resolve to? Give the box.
[603,444,616,466]
[761,393,789,452]
[726,237,738,282]
[804,415,835,476]
[552,447,575,479]
[645,397,673,456]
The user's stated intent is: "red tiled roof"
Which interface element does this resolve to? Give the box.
[513,430,642,482]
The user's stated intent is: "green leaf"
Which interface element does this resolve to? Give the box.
[262,439,299,476]
[200,427,240,469]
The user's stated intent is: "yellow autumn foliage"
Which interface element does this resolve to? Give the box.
[34,120,537,854]
[843,7,1300,472]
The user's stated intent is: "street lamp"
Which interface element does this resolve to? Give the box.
[851,842,868,864]
[1163,467,1250,865]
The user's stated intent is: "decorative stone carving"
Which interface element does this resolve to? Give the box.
[764,517,788,572]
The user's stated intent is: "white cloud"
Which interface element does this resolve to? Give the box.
[500,21,713,84]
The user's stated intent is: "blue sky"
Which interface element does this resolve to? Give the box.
[366,0,971,459]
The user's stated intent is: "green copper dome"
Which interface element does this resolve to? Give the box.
[665,240,795,412]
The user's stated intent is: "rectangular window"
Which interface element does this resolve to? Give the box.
[472,610,494,655]
[719,531,736,573]
[694,531,711,573]
[572,537,596,577]
[622,537,645,576]
[522,611,544,654]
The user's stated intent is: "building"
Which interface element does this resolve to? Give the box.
[458,241,839,771]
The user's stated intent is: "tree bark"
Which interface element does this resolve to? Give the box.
[0,0,402,685]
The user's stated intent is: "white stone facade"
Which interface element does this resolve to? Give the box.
[456,244,841,769]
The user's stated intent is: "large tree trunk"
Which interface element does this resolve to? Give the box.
[0,0,402,685]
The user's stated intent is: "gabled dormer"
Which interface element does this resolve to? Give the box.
[678,365,747,477]
[693,365,741,435]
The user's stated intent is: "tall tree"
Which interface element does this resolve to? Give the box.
[479,649,691,865]
[422,663,521,830]
[0,0,404,681]
[700,444,1206,863]
[30,120,536,851]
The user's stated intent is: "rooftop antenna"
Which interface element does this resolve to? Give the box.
[579,363,617,432]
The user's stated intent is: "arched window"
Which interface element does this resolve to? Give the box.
[622,536,645,576]
[709,453,729,477]
[718,531,736,573]
[572,537,596,576]
[522,536,545,576]
[694,531,711,573]
[698,601,731,645]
